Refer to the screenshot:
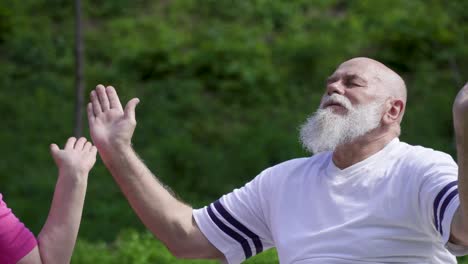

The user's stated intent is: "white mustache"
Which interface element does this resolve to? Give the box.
[320,94,353,110]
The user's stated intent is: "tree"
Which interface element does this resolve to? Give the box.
[73,0,84,137]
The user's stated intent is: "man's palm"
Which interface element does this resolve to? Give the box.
[88,85,139,150]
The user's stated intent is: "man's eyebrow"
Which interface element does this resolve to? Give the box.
[346,74,367,84]
[326,74,368,84]
[326,75,339,83]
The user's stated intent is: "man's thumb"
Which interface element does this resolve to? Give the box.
[124,98,140,121]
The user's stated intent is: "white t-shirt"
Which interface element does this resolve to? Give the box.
[193,138,468,263]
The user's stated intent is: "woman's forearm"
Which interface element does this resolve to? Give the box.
[36,172,88,264]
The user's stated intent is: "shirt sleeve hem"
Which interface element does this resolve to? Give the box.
[193,208,244,264]
[441,198,468,255]
[441,198,459,244]
[10,237,38,264]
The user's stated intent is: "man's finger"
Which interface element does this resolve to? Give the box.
[65,137,77,150]
[124,98,140,121]
[106,86,123,112]
[87,102,95,123]
[96,85,111,111]
[75,137,87,150]
[91,90,102,115]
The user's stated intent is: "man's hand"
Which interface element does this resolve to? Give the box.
[85,85,223,260]
[88,84,140,154]
[453,83,468,137]
[50,137,97,177]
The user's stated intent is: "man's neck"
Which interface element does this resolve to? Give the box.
[332,131,397,169]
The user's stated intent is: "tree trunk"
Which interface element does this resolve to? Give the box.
[73,0,84,137]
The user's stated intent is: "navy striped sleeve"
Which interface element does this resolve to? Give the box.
[206,200,265,260]
[213,200,264,255]
[433,181,458,236]
[438,189,459,236]
[207,204,252,259]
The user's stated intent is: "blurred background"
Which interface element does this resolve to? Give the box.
[0,0,467,263]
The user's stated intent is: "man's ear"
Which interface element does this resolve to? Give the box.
[382,99,404,125]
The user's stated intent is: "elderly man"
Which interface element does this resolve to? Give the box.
[88,57,468,263]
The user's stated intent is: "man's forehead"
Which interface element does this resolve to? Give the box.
[331,60,380,80]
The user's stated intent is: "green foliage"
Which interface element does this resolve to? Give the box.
[0,0,467,262]
[72,229,278,263]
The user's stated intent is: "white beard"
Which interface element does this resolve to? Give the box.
[299,94,385,154]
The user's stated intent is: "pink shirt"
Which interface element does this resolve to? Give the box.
[0,194,37,264]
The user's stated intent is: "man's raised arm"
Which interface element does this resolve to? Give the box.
[451,82,468,246]
[87,84,223,259]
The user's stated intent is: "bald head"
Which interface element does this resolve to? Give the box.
[339,57,407,103]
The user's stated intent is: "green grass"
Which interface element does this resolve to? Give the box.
[72,229,279,263]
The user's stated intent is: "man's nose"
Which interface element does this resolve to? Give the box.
[326,81,345,96]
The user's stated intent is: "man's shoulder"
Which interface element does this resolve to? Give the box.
[264,152,330,177]
[250,154,329,192]
[397,141,456,168]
